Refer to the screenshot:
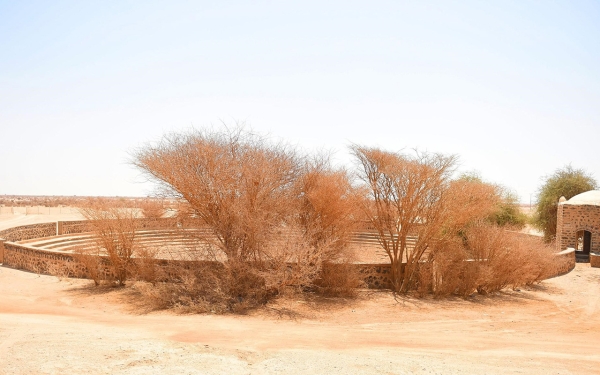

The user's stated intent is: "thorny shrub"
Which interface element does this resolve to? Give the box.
[69,127,570,312]
[131,127,363,310]
[421,222,562,298]
[129,211,363,312]
[79,200,140,286]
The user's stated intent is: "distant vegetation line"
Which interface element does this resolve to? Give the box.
[0,195,172,208]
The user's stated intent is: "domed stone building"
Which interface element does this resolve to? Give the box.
[556,190,600,267]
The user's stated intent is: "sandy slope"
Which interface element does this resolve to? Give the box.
[0,263,599,375]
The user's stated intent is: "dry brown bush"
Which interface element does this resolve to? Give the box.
[452,173,527,228]
[415,261,433,297]
[467,224,557,294]
[442,178,500,232]
[422,178,503,297]
[131,127,361,310]
[138,262,231,313]
[139,198,166,219]
[131,246,161,284]
[314,260,364,297]
[352,145,559,297]
[137,249,278,313]
[295,158,363,260]
[133,127,299,262]
[79,200,140,286]
[427,238,475,298]
[421,222,560,298]
[72,247,105,286]
[90,128,567,309]
[293,158,365,297]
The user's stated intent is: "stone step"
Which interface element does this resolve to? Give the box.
[575,252,590,263]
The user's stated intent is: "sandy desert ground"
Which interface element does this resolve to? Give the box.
[0,262,598,375]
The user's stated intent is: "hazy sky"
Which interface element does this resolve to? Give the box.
[1,1,599,202]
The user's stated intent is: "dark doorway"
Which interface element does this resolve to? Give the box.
[576,230,592,254]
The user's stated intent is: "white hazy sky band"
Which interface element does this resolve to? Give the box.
[1,1,599,202]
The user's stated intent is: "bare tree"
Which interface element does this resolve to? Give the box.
[351,146,457,292]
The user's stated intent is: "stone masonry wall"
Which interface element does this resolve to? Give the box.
[0,222,57,242]
[58,220,93,235]
[4,242,89,278]
[556,203,564,250]
[0,220,577,288]
[556,204,600,254]
[358,264,392,289]
[554,248,576,276]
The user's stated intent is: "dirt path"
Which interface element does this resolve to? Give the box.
[0,264,599,374]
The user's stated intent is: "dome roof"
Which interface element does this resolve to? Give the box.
[563,190,600,206]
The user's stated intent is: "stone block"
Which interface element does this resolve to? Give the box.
[0,238,5,263]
